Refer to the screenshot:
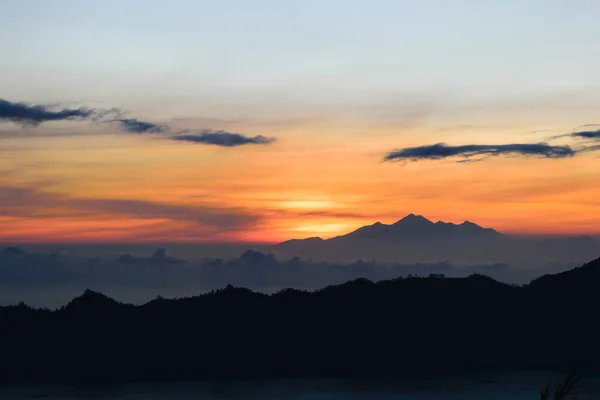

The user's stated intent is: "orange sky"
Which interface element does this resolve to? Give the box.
[4,1,600,243]
[1,114,600,243]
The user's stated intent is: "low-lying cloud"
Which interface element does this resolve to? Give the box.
[172,130,276,147]
[384,142,575,163]
[116,248,186,265]
[0,246,580,308]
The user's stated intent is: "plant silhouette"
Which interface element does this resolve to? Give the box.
[540,373,579,400]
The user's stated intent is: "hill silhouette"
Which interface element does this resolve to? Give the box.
[273,214,599,263]
[1,256,600,383]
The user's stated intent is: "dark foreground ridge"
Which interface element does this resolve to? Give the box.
[2,257,600,383]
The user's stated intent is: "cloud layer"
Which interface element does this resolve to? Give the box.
[172,130,276,147]
[0,246,579,308]
[384,142,576,162]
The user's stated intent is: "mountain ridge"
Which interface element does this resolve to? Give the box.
[336,213,502,240]
[278,214,502,245]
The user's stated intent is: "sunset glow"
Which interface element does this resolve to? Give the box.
[2,128,599,243]
[2,1,600,243]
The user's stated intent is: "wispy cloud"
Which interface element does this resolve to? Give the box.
[0,98,165,134]
[172,130,276,147]
[548,126,600,141]
[0,185,258,232]
[542,125,600,154]
[0,99,95,126]
[570,129,600,140]
[112,118,168,134]
[1,98,278,148]
[383,143,576,163]
[579,144,600,153]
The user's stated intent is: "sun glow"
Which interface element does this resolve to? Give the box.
[290,223,354,236]
[278,200,335,209]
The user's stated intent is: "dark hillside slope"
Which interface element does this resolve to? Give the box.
[0,258,599,382]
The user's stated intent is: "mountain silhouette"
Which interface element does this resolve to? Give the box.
[1,256,600,383]
[339,213,501,240]
[274,214,598,264]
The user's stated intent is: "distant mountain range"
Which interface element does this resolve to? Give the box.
[273,214,599,264]
[2,256,600,382]
[332,213,502,240]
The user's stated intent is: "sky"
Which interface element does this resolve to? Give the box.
[2,0,600,243]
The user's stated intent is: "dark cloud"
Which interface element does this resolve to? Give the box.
[113,118,168,133]
[22,118,277,146]
[172,130,276,147]
[548,127,600,141]
[0,98,94,126]
[570,129,600,140]
[1,99,280,149]
[383,142,575,162]
[0,99,165,134]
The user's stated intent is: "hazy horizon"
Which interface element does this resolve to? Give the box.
[1,214,600,246]
[2,212,598,308]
